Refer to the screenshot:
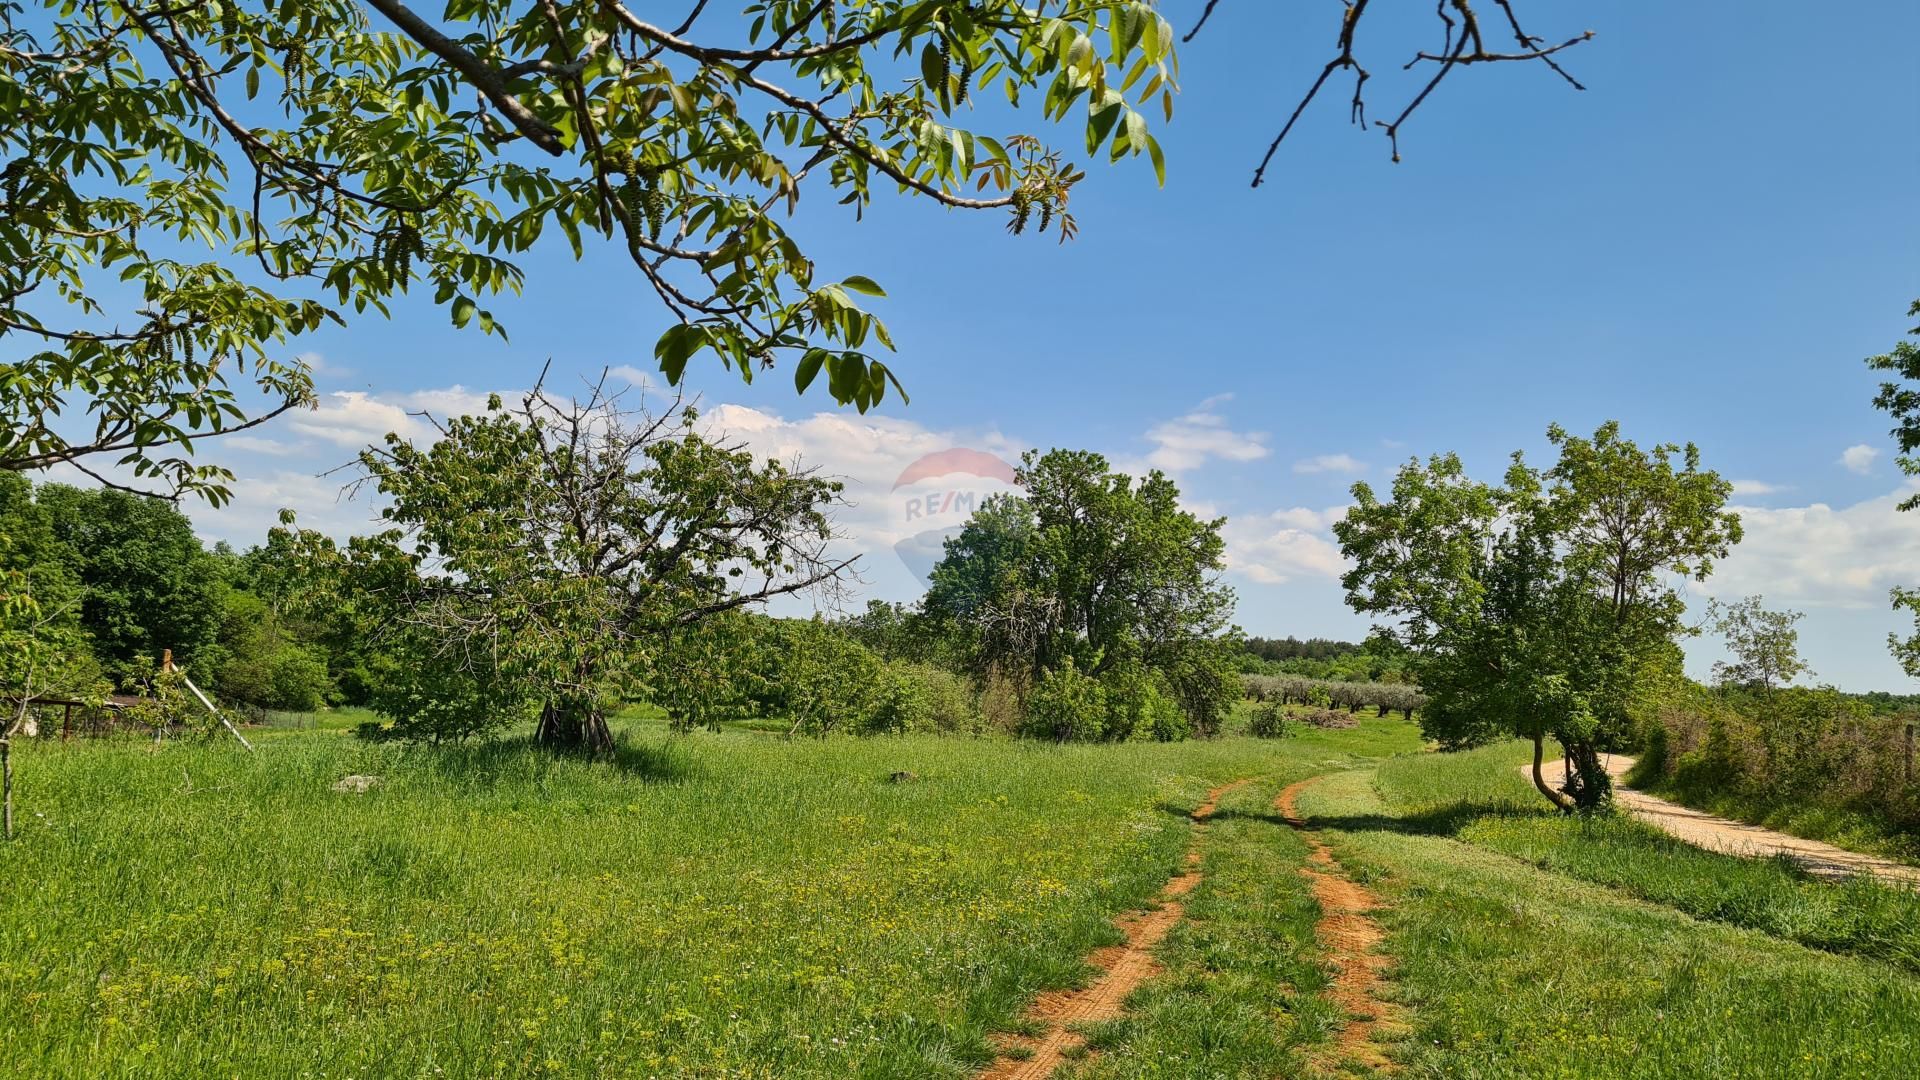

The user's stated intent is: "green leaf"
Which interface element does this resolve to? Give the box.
[1087,102,1123,156]
[451,296,476,329]
[840,275,886,297]
[794,349,826,393]
[1144,133,1166,187]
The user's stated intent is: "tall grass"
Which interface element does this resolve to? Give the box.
[1372,742,1920,973]
[0,716,1411,1078]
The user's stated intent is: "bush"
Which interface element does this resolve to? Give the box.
[265,644,333,712]
[1645,686,1920,829]
[904,663,985,735]
[1248,700,1294,738]
[1019,659,1109,742]
[1101,665,1186,743]
[1159,642,1240,738]
[861,665,929,734]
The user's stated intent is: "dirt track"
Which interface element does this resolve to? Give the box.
[1533,756,1920,886]
[1275,776,1400,1076]
[976,778,1251,1080]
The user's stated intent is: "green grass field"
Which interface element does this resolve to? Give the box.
[3,714,1915,1078]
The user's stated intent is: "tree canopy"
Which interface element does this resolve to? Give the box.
[1,0,1598,500]
[1867,300,1920,677]
[925,447,1238,737]
[333,378,852,751]
[1335,422,1741,810]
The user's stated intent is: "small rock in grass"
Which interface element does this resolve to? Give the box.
[331,774,382,794]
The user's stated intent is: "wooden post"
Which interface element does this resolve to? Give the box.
[62,702,72,741]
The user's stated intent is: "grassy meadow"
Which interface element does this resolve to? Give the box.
[5,711,1918,1078]
[0,713,1415,1078]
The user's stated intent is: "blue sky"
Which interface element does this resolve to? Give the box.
[159,2,1919,690]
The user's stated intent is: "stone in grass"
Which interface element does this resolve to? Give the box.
[331,774,382,794]
[886,770,920,784]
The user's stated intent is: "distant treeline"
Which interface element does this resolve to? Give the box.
[1242,636,1362,662]
[1236,636,1409,683]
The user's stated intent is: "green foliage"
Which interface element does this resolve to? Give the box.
[1099,664,1182,742]
[27,485,222,685]
[1246,699,1293,739]
[203,589,336,711]
[1706,595,1810,692]
[1336,421,1740,810]
[927,448,1236,737]
[0,1,1186,497]
[344,386,848,751]
[1641,684,1920,839]
[1019,657,1109,742]
[1866,301,1920,676]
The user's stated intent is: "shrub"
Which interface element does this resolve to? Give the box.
[1159,643,1239,738]
[977,674,1026,735]
[1248,700,1294,739]
[1102,665,1185,742]
[902,663,985,735]
[1019,659,1109,742]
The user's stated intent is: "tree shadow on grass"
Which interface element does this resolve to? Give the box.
[406,732,699,789]
[1205,799,1545,839]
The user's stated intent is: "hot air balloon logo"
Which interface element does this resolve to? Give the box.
[889,448,1020,583]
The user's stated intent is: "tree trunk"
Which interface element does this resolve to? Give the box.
[2,736,13,841]
[1530,731,1576,812]
[535,699,615,755]
[1561,740,1613,811]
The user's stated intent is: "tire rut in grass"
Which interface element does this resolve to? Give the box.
[977,777,1252,1080]
[1276,775,1401,1076]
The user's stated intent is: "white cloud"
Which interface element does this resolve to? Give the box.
[701,403,1024,559]
[1221,505,1351,585]
[296,351,353,378]
[221,435,304,457]
[1696,485,1920,609]
[1730,479,1787,496]
[1292,453,1366,476]
[288,386,499,450]
[1137,396,1269,473]
[1840,444,1881,475]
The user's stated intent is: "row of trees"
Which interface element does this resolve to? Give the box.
[1241,675,1427,719]
[0,475,343,712]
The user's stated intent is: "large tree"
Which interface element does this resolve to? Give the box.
[926,447,1238,733]
[1335,422,1741,810]
[1867,300,1920,677]
[343,377,852,752]
[1,1,1597,498]
[0,480,221,683]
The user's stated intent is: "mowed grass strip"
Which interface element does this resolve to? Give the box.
[1372,743,1920,972]
[0,716,1416,1079]
[1056,773,1341,1079]
[1303,764,1920,1078]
